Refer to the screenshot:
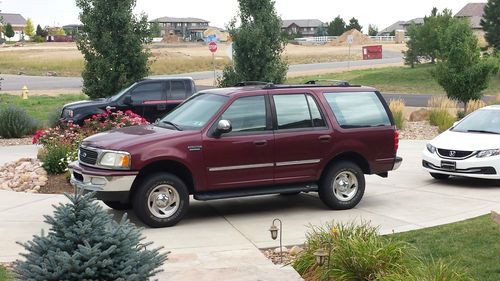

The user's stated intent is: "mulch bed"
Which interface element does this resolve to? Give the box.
[40,173,74,194]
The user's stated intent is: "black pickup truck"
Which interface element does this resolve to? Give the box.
[61,77,196,124]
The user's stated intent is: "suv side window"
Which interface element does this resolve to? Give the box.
[324,92,391,128]
[130,82,163,103]
[220,96,268,133]
[273,94,326,130]
[169,80,188,100]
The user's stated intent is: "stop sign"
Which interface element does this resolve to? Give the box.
[208,41,218,53]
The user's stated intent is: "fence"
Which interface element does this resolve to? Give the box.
[294,35,410,44]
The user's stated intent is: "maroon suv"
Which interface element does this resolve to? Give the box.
[69,82,402,227]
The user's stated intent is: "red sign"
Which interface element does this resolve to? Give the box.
[208,41,218,53]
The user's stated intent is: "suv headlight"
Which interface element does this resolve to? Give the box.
[426,143,436,154]
[476,149,500,158]
[63,109,74,118]
[98,151,131,169]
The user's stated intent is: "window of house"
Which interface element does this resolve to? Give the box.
[220,96,268,133]
[273,94,326,130]
[324,92,391,128]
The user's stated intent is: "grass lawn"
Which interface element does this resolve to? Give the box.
[0,93,87,125]
[391,215,500,281]
[288,64,500,95]
[0,266,12,281]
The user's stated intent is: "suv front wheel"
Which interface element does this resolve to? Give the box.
[132,173,189,228]
[319,161,365,210]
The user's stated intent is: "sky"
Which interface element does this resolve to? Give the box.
[1,0,484,33]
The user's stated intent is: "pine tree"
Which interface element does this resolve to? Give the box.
[218,0,288,86]
[4,23,14,40]
[481,0,500,50]
[76,0,152,98]
[327,16,346,36]
[346,17,362,32]
[14,193,168,280]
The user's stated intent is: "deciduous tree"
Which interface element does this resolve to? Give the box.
[433,20,499,112]
[218,0,288,86]
[368,24,378,36]
[481,0,500,50]
[150,20,162,38]
[76,0,152,98]
[24,18,35,37]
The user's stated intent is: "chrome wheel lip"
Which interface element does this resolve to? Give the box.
[147,184,180,219]
[332,171,358,202]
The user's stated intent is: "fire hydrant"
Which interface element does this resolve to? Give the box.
[21,86,29,100]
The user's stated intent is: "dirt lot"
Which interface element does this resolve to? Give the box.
[0,42,406,77]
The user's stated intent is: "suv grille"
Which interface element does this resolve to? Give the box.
[79,147,99,165]
[437,149,474,159]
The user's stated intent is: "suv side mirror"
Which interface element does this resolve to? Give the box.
[215,120,232,136]
[123,95,133,105]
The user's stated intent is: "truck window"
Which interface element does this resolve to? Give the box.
[169,80,187,100]
[324,92,391,128]
[130,82,163,103]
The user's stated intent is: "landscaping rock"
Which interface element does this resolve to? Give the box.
[289,246,303,256]
[409,108,429,122]
[0,158,46,193]
[492,211,500,225]
[46,71,58,77]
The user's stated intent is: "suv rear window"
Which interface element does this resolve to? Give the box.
[324,92,391,128]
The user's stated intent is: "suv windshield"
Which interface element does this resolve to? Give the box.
[158,93,228,130]
[452,109,500,134]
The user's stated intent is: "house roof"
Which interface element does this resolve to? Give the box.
[282,19,324,28]
[0,13,26,26]
[402,18,425,26]
[455,3,486,17]
[151,17,209,24]
[379,21,405,34]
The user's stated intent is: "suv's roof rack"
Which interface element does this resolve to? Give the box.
[234,81,274,87]
[305,79,351,87]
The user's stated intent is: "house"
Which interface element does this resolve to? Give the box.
[455,2,487,44]
[63,24,84,37]
[282,19,325,37]
[379,18,424,36]
[150,17,209,41]
[0,13,27,41]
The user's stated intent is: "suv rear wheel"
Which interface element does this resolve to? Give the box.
[132,173,189,228]
[319,161,365,210]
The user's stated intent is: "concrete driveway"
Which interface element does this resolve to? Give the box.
[1,140,499,280]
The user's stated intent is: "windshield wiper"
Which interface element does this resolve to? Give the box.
[161,121,183,131]
[466,129,499,134]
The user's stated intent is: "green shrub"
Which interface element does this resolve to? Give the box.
[293,221,410,281]
[381,258,473,281]
[0,105,39,138]
[14,193,167,280]
[31,35,45,43]
[40,144,72,174]
[456,110,465,120]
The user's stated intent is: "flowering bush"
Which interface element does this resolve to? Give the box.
[33,110,149,174]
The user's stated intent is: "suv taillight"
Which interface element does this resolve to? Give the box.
[394,130,399,153]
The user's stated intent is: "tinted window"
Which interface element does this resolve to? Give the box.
[221,96,267,133]
[274,94,325,129]
[130,82,163,103]
[169,80,187,100]
[307,95,326,127]
[324,92,391,128]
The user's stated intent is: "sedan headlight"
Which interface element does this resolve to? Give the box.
[426,143,436,154]
[98,151,131,169]
[476,149,500,158]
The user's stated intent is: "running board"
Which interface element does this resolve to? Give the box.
[194,183,318,201]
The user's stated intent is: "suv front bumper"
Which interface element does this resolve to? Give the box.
[68,161,138,202]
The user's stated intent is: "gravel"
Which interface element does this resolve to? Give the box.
[0,137,32,146]
[399,121,439,140]
[0,158,48,193]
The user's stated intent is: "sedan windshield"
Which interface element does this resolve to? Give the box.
[452,109,500,134]
[158,93,228,130]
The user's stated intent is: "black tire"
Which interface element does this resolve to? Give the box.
[132,173,189,228]
[430,173,450,180]
[319,161,365,210]
[103,201,132,211]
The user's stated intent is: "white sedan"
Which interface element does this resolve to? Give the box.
[422,105,500,180]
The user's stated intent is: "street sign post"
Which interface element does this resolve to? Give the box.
[347,35,353,70]
[208,42,218,85]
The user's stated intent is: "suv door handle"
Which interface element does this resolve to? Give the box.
[319,135,331,142]
[253,140,267,146]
